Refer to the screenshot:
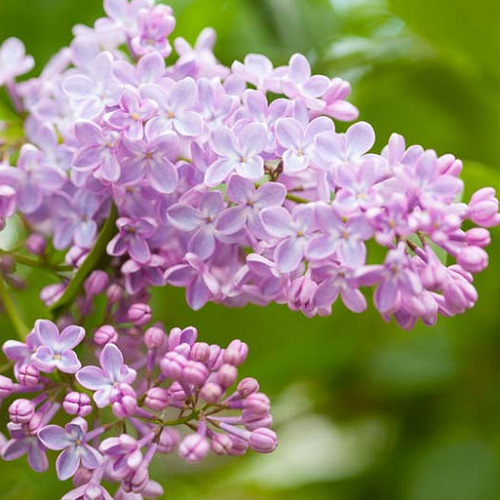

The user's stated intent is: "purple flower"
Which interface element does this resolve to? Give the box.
[204,123,268,187]
[164,253,220,310]
[106,87,156,140]
[216,175,286,239]
[306,203,373,266]
[0,38,34,85]
[72,120,121,182]
[32,320,85,374]
[141,78,203,138]
[76,343,137,408]
[278,53,330,108]
[2,422,48,472]
[3,331,41,375]
[120,131,180,193]
[260,205,315,273]
[275,117,333,174]
[107,217,158,264]
[167,191,227,260]
[38,417,103,480]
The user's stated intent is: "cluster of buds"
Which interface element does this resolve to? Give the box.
[0,320,276,498]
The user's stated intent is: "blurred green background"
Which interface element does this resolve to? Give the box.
[2,0,500,499]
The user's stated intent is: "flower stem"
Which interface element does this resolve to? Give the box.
[286,193,309,204]
[0,275,29,339]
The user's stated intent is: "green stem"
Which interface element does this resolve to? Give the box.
[0,276,29,339]
[286,193,309,204]
[49,203,118,319]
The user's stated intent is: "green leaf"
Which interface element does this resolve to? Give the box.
[49,203,118,319]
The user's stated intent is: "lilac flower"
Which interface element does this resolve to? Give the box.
[72,120,121,182]
[107,217,158,264]
[0,38,34,85]
[38,418,103,480]
[356,243,423,314]
[260,205,315,273]
[275,117,334,174]
[76,343,137,408]
[231,54,276,92]
[106,87,156,140]
[204,123,268,187]
[167,191,227,260]
[307,203,373,266]
[3,331,41,375]
[120,131,180,193]
[164,253,220,310]
[277,53,330,108]
[2,422,48,472]
[32,320,85,374]
[141,78,203,138]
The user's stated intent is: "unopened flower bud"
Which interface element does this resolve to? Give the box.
[199,382,223,403]
[128,303,152,326]
[26,234,46,256]
[160,352,187,380]
[211,433,232,455]
[145,387,169,411]
[244,393,270,414]
[249,428,278,453]
[17,364,39,387]
[106,284,123,304]
[224,340,248,366]
[94,325,118,345]
[237,377,259,397]
[157,428,180,454]
[144,326,166,349]
[63,392,92,417]
[191,342,210,363]
[183,360,208,385]
[468,188,500,227]
[465,228,491,248]
[217,364,238,388]
[179,433,210,463]
[0,375,14,398]
[9,398,35,423]
[84,270,109,296]
[457,246,488,273]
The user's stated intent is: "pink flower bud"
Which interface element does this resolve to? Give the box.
[468,188,500,227]
[217,364,238,388]
[26,234,46,256]
[249,428,278,453]
[229,435,249,456]
[179,433,210,463]
[465,228,491,248]
[183,361,208,385]
[84,270,109,296]
[199,382,223,403]
[17,364,39,387]
[40,283,65,306]
[457,246,488,273]
[128,303,152,326]
[27,412,43,434]
[94,325,118,346]
[224,340,248,366]
[106,284,123,304]
[211,433,232,455]
[207,344,224,370]
[191,342,210,362]
[145,387,169,410]
[237,377,259,397]
[160,352,187,380]
[244,393,270,414]
[0,375,14,398]
[243,412,273,431]
[157,428,180,454]
[110,383,138,418]
[167,381,186,401]
[63,392,92,417]
[9,398,35,423]
[144,326,166,349]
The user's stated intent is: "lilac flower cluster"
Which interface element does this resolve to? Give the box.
[1,320,275,498]
[0,0,498,496]
[0,1,497,330]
